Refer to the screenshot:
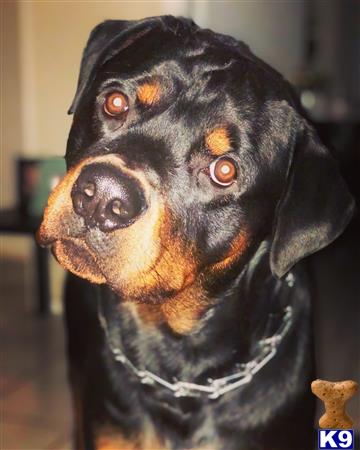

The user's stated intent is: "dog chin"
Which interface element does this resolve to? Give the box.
[52,238,106,284]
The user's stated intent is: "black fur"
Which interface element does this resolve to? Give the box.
[63,16,354,450]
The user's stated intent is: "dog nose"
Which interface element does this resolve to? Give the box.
[71,163,146,232]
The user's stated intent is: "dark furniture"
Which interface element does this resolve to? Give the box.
[0,208,50,314]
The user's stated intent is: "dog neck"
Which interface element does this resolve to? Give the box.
[121,240,272,335]
[126,279,210,335]
[98,241,296,390]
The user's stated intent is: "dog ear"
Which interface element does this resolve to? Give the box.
[270,120,355,278]
[68,20,131,114]
[68,18,162,115]
[68,16,198,115]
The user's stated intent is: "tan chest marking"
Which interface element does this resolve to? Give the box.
[133,279,209,334]
[95,424,169,450]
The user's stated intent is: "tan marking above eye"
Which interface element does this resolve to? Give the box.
[205,127,231,156]
[137,82,161,105]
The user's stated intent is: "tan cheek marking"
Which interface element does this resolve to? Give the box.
[137,82,161,105]
[117,209,210,334]
[209,232,249,272]
[111,208,198,301]
[100,201,165,296]
[205,127,231,156]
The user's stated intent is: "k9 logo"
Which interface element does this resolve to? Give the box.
[318,430,354,449]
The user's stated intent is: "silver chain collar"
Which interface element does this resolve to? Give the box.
[98,274,295,400]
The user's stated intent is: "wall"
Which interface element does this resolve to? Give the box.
[191,1,304,81]
[1,1,23,209]
[315,0,360,108]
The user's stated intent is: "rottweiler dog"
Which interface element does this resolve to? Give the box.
[37,16,354,450]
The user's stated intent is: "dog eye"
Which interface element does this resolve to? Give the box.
[103,92,129,117]
[209,157,237,186]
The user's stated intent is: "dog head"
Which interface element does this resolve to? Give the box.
[37,16,354,308]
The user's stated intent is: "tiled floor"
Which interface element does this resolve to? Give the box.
[0,258,72,450]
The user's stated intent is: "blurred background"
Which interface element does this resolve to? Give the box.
[1,1,359,449]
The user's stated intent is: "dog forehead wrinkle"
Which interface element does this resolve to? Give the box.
[100,31,196,87]
[135,110,197,160]
[104,128,177,176]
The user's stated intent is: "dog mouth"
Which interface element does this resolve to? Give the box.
[51,238,106,284]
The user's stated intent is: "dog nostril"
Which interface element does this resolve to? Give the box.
[111,199,123,216]
[83,182,95,198]
[109,199,135,222]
